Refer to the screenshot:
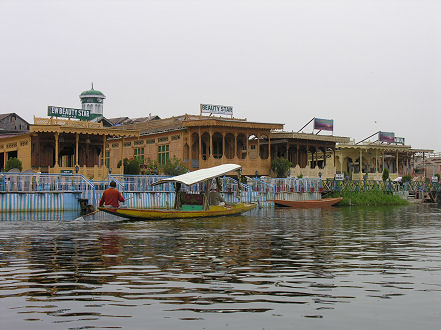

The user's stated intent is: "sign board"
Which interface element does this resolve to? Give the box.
[61,170,73,174]
[379,131,395,143]
[48,106,91,120]
[432,176,439,183]
[314,118,333,131]
[200,104,233,116]
[335,173,344,181]
[394,137,405,145]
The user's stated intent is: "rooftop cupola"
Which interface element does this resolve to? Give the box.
[79,83,106,120]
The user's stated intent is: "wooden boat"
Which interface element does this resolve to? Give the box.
[99,164,257,220]
[99,203,256,220]
[272,197,343,208]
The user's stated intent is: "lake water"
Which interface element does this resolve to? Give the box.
[1,204,441,329]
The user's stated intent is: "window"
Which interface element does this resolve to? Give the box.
[158,145,169,165]
[134,147,144,162]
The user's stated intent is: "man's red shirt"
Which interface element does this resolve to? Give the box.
[99,188,125,208]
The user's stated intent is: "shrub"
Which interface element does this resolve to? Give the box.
[144,158,159,175]
[124,158,141,175]
[382,168,389,182]
[5,157,22,172]
[117,158,129,169]
[161,157,187,176]
[402,175,412,183]
[271,157,292,178]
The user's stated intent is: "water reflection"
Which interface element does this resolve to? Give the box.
[0,210,79,221]
[0,205,441,329]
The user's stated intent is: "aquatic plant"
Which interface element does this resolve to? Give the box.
[328,190,408,206]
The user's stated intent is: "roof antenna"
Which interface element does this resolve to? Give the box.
[91,82,94,90]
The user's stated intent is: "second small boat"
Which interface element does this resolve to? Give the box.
[272,197,342,208]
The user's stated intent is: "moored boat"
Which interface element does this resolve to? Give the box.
[99,164,257,220]
[272,197,342,208]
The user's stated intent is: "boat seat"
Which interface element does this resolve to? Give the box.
[180,193,203,205]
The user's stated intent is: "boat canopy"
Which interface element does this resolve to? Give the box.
[152,164,241,186]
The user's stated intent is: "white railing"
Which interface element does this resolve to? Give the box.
[0,173,96,204]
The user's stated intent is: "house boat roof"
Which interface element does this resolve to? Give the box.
[270,131,350,144]
[31,117,138,137]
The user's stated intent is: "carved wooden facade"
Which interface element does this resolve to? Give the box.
[106,115,284,176]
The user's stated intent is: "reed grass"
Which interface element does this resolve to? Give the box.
[329,190,409,207]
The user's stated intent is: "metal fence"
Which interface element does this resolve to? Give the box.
[0,172,95,199]
[1,172,440,212]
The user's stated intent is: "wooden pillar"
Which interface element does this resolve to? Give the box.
[296,143,300,167]
[396,150,399,175]
[234,133,237,160]
[210,128,213,159]
[406,152,409,175]
[375,149,378,174]
[333,148,336,167]
[199,128,202,165]
[268,134,271,162]
[306,143,309,168]
[75,133,79,166]
[189,130,193,167]
[359,148,362,173]
[246,130,249,159]
[102,135,106,167]
[55,132,59,167]
[36,135,41,168]
[221,132,225,161]
[120,137,124,171]
[382,151,385,172]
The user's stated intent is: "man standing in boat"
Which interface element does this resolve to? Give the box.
[99,181,125,208]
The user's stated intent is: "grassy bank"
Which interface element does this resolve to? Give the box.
[328,190,409,207]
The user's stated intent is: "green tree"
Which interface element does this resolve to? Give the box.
[5,157,22,172]
[402,175,412,183]
[382,168,389,182]
[124,158,141,175]
[161,156,187,176]
[271,157,292,178]
[117,158,129,169]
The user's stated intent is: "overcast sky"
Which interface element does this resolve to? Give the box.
[1,0,440,150]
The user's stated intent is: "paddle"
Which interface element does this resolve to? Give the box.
[74,196,134,221]
[74,209,100,221]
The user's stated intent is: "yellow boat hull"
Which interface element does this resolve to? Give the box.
[98,203,257,220]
